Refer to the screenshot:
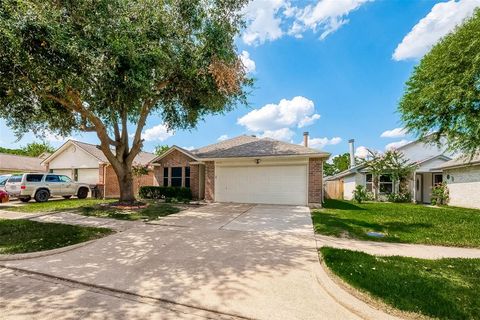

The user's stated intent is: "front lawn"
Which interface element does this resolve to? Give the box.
[0,219,113,254]
[321,247,480,320]
[312,200,480,247]
[4,199,115,213]
[79,202,181,221]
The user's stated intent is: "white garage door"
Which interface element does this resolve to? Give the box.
[215,165,308,205]
[77,169,99,184]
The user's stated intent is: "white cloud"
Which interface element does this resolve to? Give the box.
[355,146,370,159]
[142,124,174,142]
[44,132,72,142]
[239,51,256,73]
[305,136,342,150]
[237,96,320,132]
[393,0,480,60]
[242,0,371,45]
[217,134,229,142]
[259,128,295,141]
[242,0,285,45]
[289,0,371,40]
[182,146,195,151]
[385,139,411,150]
[380,127,407,138]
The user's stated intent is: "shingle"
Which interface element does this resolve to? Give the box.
[438,153,480,169]
[0,153,45,172]
[71,141,156,165]
[191,135,329,159]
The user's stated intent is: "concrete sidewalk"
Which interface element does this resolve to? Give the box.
[316,234,480,259]
[0,204,399,320]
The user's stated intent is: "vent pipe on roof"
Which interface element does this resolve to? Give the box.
[348,139,355,168]
[303,132,309,147]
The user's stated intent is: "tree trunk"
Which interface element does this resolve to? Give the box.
[373,175,379,201]
[114,163,136,203]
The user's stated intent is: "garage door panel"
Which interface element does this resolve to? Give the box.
[215,165,307,205]
[78,169,99,184]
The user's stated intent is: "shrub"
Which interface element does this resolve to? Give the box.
[431,182,449,205]
[139,186,192,201]
[387,192,412,203]
[352,185,370,203]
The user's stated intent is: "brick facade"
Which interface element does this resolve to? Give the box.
[204,161,215,202]
[308,158,323,205]
[152,149,202,200]
[104,165,155,198]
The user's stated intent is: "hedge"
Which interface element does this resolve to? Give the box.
[139,186,192,200]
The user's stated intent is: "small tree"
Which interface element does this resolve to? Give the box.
[323,153,352,176]
[23,142,55,157]
[383,150,417,194]
[361,150,388,201]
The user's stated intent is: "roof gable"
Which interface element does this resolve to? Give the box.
[150,146,199,163]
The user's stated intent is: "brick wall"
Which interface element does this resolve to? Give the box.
[308,158,323,204]
[204,161,215,202]
[152,149,202,200]
[104,165,155,198]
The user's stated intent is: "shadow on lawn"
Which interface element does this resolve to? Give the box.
[323,200,365,211]
[314,213,433,242]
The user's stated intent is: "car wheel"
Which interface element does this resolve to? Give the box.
[34,189,50,203]
[62,195,72,199]
[19,197,31,203]
[77,187,89,199]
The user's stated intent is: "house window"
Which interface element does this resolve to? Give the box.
[379,175,393,194]
[185,167,190,188]
[433,174,443,186]
[171,167,182,187]
[163,167,169,187]
[365,174,393,194]
[365,174,373,192]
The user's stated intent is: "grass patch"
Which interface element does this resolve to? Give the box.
[4,199,115,213]
[320,247,480,320]
[79,202,181,221]
[0,219,113,254]
[312,200,480,247]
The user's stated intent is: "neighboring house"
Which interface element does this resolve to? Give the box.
[436,154,480,209]
[41,140,156,197]
[0,153,46,174]
[150,134,330,206]
[325,138,455,203]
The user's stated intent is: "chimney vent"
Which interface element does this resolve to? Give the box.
[348,139,355,168]
[303,132,309,147]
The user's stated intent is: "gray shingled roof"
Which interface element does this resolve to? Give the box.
[0,153,46,172]
[437,153,480,169]
[190,135,329,159]
[44,140,156,166]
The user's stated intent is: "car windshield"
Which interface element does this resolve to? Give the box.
[7,175,22,183]
[0,176,10,185]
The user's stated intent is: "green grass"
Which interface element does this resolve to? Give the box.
[4,199,115,213]
[79,203,181,221]
[0,219,113,254]
[320,247,480,320]
[312,200,480,247]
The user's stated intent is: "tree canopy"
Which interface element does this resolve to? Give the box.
[0,142,54,157]
[0,0,251,201]
[323,153,351,176]
[399,9,480,155]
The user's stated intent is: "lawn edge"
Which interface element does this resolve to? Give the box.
[317,248,431,320]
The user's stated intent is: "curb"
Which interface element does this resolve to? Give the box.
[0,239,97,261]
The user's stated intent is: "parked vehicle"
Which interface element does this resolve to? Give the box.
[5,173,90,203]
[0,174,11,192]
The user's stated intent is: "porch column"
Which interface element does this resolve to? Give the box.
[412,171,417,203]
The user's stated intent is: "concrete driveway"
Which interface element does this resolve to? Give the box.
[1,203,396,320]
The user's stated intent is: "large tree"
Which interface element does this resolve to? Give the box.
[399,9,480,156]
[0,0,251,202]
[323,153,351,176]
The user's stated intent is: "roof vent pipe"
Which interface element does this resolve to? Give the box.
[303,132,309,147]
[348,139,355,168]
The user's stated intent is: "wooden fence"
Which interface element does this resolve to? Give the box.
[324,180,343,200]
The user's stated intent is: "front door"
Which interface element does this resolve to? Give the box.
[415,174,423,203]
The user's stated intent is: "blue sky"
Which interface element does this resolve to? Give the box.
[1,0,479,158]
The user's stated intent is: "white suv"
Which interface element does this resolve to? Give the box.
[5,173,91,203]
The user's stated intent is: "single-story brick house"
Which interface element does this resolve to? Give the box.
[436,153,480,209]
[0,153,47,174]
[151,134,330,206]
[41,140,156,197]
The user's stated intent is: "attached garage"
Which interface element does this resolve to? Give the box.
[77,168,99,184]
[215,164,308,205]
[52,169,73,178]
